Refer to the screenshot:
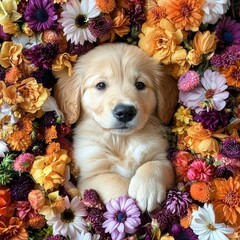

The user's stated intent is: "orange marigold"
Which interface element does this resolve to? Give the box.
[28,215,46,229]
[18,116,33,134]
[96,0,116,14]
[5,66,21,85]
[221,64,240,88]
[166,0,204,31]
[46,142,61,155]
[6,131,32,151]
[45,125,57,144]
[190,181,211,203]
[0,216,28,240]
[212,176,240,227]
[146,6,167,26]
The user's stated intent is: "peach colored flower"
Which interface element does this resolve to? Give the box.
[28,190,45,211]
[166,0,204,31]
[212,176,240,227]
[17,77,50,114]
[0,41,23,68]
[30,149,71,190]
[139,19,184,65]
[186,49,203,66]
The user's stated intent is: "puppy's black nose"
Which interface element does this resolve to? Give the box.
[113,104,137,123]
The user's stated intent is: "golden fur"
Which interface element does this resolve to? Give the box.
[54,43,178,212]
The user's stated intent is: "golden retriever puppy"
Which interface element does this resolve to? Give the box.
[54,43,178,212]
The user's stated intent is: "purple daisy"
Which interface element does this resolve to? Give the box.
[163,190,192,218]
[102,196,141,240]
[193,109,230,132]
[24,0,58,31]
[221,137,240,159]
[216,16,240,48]
[24,43,59,69]
[210,44,240,68]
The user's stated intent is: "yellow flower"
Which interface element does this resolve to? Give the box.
[17,78,50,114]
[138,19,184,64]
[30,149,71,190]
[187,49,202,65]
[0,0,22,34]
[166,60,190,78]
[0,42,23,68]
[52,53,78,76]
[192,31,217,54]
[174,106,193,124]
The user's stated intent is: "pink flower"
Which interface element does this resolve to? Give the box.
[13,153,35,172]
[187,159,214,181]
[16,201,38,221]
[179,70,229,113]
[178,70,200,92]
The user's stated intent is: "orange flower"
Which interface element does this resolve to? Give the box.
[221,63,240,88]
[180,204,198,228]
[28,215,46,229]
[28,190,45,211]
[45,125,58,144]
[212,176,240,227]
[96,0,116,14]
[190,181,211,203]
[146,5,167,26]
[110,8,130,42]
[6,130,32,152]
[0,216,28,240]
[46,142,61,155]
[0,187,11,217]
[5,66,21,85]
[166,0,204,31]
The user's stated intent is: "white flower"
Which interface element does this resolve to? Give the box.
[0,139,9,158]
[79,231,101,240]
[11,34,42,49]
[190,203,234,240]
[47,196,88,239]
[0,103,19,124]
[42,96,65,122]
[202,0,230,24]
[58,0,101,45]
[179,70,229,113]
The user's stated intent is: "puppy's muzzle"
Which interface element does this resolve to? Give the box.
[113,104,137,123]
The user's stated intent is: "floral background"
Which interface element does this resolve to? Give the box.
[0,0,239,239]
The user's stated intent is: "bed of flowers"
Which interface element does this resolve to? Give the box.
[0,0,239,239]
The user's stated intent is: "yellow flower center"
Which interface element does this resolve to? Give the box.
[207,224,216,231]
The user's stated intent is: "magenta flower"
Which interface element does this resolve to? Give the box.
[178,70,200,92]
[102,196,141,240]
[187,159,214,182]
[179,70,229,113]
[24,0,58,31]
[16,201,38,221]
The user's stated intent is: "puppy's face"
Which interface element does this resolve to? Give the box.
[80,45,158,134]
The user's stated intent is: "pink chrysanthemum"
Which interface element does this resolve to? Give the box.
[178,70,200,92]
[13,153,35,172]
[187,159,214,182]
[16,201,38,221]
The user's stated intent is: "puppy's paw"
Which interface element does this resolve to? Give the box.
[128,175,166,212]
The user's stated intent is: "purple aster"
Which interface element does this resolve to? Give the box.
[151,208,178,232]
[210,44,240,68]
[82,189,104,209]
[214,164,236,179]
[163,190,192,218]
[216,16,240,48]
[193,109,230,132]
[221,137,240,159]
[102,196,141,240]
[10,174,35,201]
[24,0,58,31]
[170,224,198,240]
[24,43,59,69]
[88,16,113,38]
[31,69,57,89]
[67,41,95,56]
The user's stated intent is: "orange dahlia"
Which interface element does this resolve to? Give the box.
[146,5,167,26]
[190,181,211,203]
[166,0,204,31]
[44,125,57,144]
[96,0,116,14]
[212,176,240,227]
[221,63,240,88]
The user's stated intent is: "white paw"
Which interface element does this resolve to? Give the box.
[128,175,166,212]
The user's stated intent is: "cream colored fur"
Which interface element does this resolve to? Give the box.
[54,43,178,212]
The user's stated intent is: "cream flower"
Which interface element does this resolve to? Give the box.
[47,196,87,239]
[190,203,234,240]
[58,0,101,45]
[0,139,9,158]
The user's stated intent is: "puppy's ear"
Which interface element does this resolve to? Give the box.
[155,66,178,125]
[54,69,82,126]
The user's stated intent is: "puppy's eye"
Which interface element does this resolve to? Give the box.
[96,82,106,90]
[135,81,145,90]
